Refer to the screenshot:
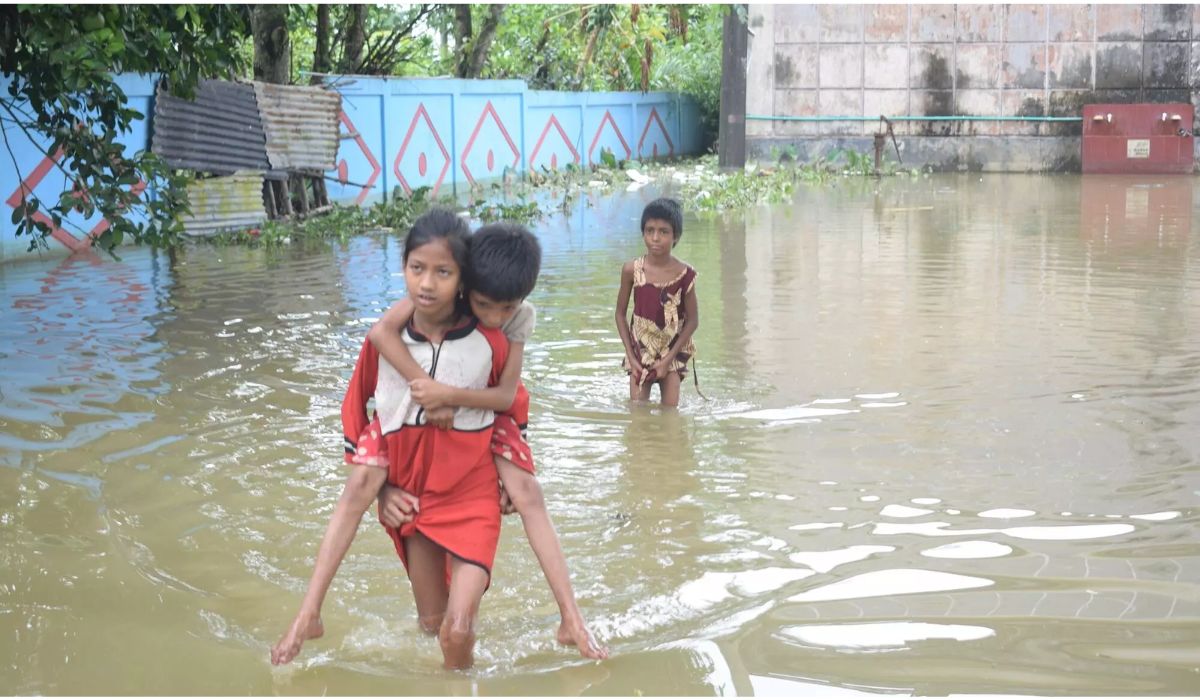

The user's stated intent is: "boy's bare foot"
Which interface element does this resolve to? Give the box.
[271,612,324,665]
[557,620,609,660]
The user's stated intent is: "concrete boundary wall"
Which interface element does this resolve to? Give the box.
[328,76,702,206]
[746,4,1200,171]
[1,74,702,261]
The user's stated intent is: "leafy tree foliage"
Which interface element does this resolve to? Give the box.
[0,4,724,255]
[286,5,437,81]
[285,4,724,143]
[463,4,725,146]
[0,5,248,252]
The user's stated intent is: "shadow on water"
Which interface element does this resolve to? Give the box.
[1,178,1199,694]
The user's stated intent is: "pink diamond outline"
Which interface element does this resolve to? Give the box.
[5,149,147,252]
[588,110,632,163]
[337,111,382,205]
[461,100,520,185]
[638,107,675,159]
[394,103,450,197]
[529,114,580,170]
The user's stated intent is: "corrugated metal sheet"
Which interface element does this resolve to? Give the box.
[179,171,267,237]
[152,80,271,175]
[253,82,341,172]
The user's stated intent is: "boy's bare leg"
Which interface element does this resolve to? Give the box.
[440,558,489,669]
[404,532,450,635]
[659,372,682,407]
[273,613,325,664]
[271,465,387,665]
[497,458,609,660]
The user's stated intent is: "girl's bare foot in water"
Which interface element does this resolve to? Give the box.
[557,619,609,660]
[271,612,324,665]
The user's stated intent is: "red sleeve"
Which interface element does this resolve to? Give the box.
[476,324,509,388]
[341,338,379,463]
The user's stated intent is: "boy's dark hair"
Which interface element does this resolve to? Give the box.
[403,207,471,271]
[641,197,683,242]
[467,222,542,301]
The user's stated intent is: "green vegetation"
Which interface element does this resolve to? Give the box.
[206,185,553,248]
[211,145,925,249]
[1,5,247,253]
[3,4,728,253]
[14,5,916,253]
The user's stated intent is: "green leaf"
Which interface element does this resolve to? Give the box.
[81,13,105,32]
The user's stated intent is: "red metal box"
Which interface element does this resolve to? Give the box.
[1082,104,1194,174]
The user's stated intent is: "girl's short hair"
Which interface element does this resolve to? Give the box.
[403,207,471,272]
[641,198,683,241]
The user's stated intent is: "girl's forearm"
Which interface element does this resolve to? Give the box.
[668,312,700,361]
[615,316,637,359]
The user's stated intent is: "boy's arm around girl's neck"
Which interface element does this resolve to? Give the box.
[367,298,521,413]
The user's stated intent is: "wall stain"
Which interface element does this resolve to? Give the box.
[1148,44,1189,86]
[922,52,953,90]
[774,52,795,85]
[1016,98,1045,117]
[920,91,953,135]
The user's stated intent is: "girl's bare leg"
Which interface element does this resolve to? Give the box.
[496,458,608,659]
[439,558,490,669]
[403,532,450,634]
[659,372,682,407]
[630,374,653,402]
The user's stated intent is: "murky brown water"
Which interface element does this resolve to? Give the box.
[1,174,1198,695]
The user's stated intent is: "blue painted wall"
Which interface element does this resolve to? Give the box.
[1,74,157,259]
[2,74,703,261]
[330,76,702,205]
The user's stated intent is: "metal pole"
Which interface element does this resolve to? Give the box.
[718,5,748,170]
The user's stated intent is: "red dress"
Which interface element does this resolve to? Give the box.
[622,256,698,380]
[342,317,508,579]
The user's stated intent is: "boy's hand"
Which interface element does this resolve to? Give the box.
[377,484,419,528]
[425,405,455,430]
[410,377,454,410]
[498,481,517,516]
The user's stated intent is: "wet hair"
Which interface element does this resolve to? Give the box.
[467,222,542,301]
[641,197,683,244]
[402,207,471,271]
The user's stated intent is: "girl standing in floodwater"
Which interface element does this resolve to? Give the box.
[615,197,700,407]
[271,208,507,670]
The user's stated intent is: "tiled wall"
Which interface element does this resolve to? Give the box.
[747,4,1199,138]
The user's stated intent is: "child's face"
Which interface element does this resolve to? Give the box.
[404,239,461,317]
[469,291,522,329]
[642,218,677,254]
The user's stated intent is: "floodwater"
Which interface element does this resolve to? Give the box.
[1,174,1198,695]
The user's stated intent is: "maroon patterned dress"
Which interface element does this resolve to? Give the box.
[622,256,697,381]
